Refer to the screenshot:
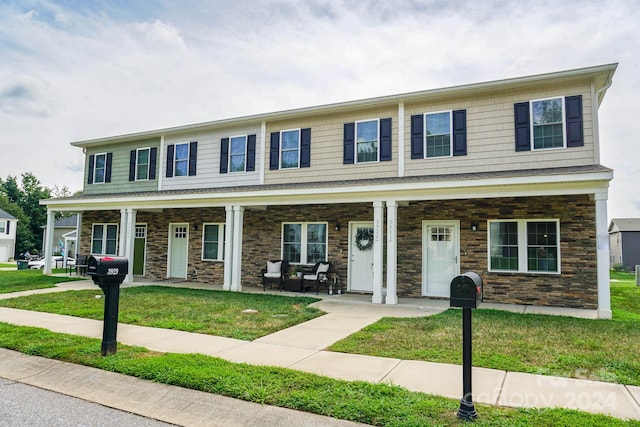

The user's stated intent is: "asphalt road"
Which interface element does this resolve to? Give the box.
[0,377,176,427]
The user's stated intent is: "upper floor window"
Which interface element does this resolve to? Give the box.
[0,221,6,234]
[280,129,300,169]
[343,119,392,164]
[282,222,327,265]
[166,141,197,178]
[91,223,118,255]
[411,110,466,159]
[269,129,311,170]
[94,153,107,183]
[129,147,157,181]
[514,95,583,152]
[532,98,564,150]
[230,136,247,172]
[221,135,256,174]
[356,119,379,163]
[87,152,112,185]
[425,111,452,158]
[202,223,225,261]
[488,219,559,273]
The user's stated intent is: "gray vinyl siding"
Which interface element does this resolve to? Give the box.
[83,138,160,195]
[161,125,261,191]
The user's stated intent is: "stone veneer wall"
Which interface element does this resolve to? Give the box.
[78,194,597,309]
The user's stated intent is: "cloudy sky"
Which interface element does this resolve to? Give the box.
[0,0,638,218]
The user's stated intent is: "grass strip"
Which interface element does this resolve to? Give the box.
[0,269,83,294]
[0,286,323,340]
[0,322,636,427]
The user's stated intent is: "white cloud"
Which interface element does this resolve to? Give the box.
[0,0,638,219]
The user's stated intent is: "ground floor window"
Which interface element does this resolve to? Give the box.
[91,224,118,255]
[282,222,327,264]
[489,219,559,273]
[202,223,224,261]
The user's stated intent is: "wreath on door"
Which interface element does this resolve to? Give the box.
[355,228,374,251]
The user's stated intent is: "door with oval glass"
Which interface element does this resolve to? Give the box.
[349,222,375,293]
[422,221,460,297]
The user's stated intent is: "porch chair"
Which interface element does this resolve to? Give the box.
[262,260,289,291]
[74,254,88,276]
[302,261,333,294]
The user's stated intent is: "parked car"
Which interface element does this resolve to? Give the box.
[28,256,72,269]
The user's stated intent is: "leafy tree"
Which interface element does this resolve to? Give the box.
[0,193,35,254]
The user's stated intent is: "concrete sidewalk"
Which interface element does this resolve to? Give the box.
[0,280,639,423]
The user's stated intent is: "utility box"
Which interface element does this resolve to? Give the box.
[87,256,128,356]
[450,272,483,309]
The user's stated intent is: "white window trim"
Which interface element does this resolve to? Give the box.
[530,96,567,151]
[281,222,328,265]
[173,142,190,177]
[228,135,248,173]
[91,223,119,255]
[93,152,107,184]
[0,221,6,234]
[201,223,225,261]
[279,128,301,169]
[355,118,380,164]
[136,147,151,181]
[423,110,453,159]
[487,219,561,274]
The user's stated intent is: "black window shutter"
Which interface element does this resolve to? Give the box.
[6,221,9,234]
[166,144,174,178]
[220,138,229,174]
[149,147,157,180]
[410,114,424,159]
[300,128,311,168]
[129,150,137,181]
[188,141,197,176]
[343,122,355,164]
[87,154,95,184]
[514,102,531,152]
[269,132,280,170]
[246,134,256,171]
[565,95,583,147]
[105,153,113,183]
[452,109,467,156]
[380,118,392,161]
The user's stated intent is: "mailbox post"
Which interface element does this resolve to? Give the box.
[87,256,128,356]
[450,272,483,421]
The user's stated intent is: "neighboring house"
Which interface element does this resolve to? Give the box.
[609,218,640,271]
[42,63,617,318]
[0,208,18,262]
[41,214,78,266]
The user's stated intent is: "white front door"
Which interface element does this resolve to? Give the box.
[349,222,374,293]
[168,223,188,279]
[422,221,460,297]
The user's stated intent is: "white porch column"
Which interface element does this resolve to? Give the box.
[118,209,128,257]
[372,201,385,304]
[223,205,234,291]
[43,210,55,274]
[125,208,136,282]
[386,200,398,304]
[76,213,82,257]
[231,205,244,292]
[595,191,612,319]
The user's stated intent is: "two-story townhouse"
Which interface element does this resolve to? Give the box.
[0,208,18,262]
[42,63,617,318]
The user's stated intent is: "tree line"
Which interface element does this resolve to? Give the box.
[0,173,76,255]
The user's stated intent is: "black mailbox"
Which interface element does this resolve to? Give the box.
[87,255,128,356]
[450,272,483,309]
[87,256,128,286]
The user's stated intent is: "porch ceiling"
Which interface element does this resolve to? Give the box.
[42,165,612,212]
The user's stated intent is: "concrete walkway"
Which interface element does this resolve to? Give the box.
[0,279,639,424]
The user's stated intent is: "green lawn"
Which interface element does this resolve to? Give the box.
[0,269,83,294]
[329,272,640,386]
[0,323,636,427]
[0,286,323,340]
[0,262,16,268]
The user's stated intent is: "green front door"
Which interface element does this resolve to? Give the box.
[133,225,146,276]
